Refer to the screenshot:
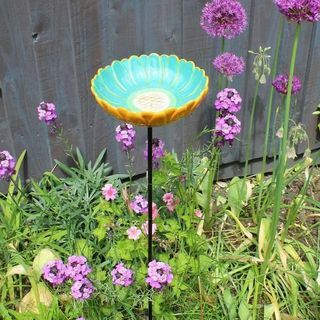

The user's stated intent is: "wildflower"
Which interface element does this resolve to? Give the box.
[143,138,165,168]
[127,226,142,240]
[66,256,92,281]
[213,52,245,80]
[215,114,241,146]
[162,192,178,212]
[195,209,204,219]
[111,263,134,287]
[0,150,16,180]
[272,74,302,95]
[76,318,85,320]
[142,221,157,235]
[101,183,117,201]
[130,195,148,214]
[37,101,57,125]
[71,278,94,301]
[274,0,320,23]
[214,88,242,114]
[200,0,247,39]
[115,123,136,151]
[42,260,67,287]
[146,260,173,290]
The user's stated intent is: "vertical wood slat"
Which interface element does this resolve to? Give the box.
[0,0,319,184]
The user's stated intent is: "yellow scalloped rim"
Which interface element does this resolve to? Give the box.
[90,53,209,127]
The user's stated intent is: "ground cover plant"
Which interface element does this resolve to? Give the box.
[1,1,320,319]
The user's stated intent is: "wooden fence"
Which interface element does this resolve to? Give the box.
[0,0,319,191]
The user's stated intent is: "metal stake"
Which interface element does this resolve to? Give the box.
[147,126,153,319]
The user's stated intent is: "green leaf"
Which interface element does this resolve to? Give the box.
[223,288,237,319]
[239,301,252,320]
[54,159,75,177]
[8,149,26,195]
[228,177,247,215]
[75,239,93,260]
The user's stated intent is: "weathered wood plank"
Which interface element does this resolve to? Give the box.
[0,0,52,180]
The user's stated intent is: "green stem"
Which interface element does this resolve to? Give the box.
[257,18,284,214]
[243,81,260,179]
[218,37,225,91]
[261,23,301,274]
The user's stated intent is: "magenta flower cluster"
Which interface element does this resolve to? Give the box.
[146,260,173,290]
[214,88,242,146]
[143,138,165,168]
[42,256,94,301]
[272,74,302,95]
[0,150,16,180]
[213,52,245,79]
[130,195,148,214]
[214,88,242,114]
[200,0,247,39]
[115,123,136,151]
[111,263,134,287]
[274,0,320,23]
[37,101,57,125]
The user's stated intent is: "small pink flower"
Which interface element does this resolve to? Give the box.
[142,202,159,220]
[102,183,117,201]
[194,209,204,219]
[162,193,174,203]
[142,221,157,235]
[127,226,142,241]
[162,193,178,212]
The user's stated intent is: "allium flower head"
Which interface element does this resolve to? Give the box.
[0,150,16,180]
[66,255,92,281]
[215,114,241,146]
[127,226,142,240]
[146,260,173,290]
[37,101,57,125]
[102,183,117,201]
[42,260,67,287]
[213,52,245,80]
[111,263,134,287]
[130,195,148,214]
[115,123,136,151]
[71,278,94,301]
[274,0,320,23]
[200,0,248,39]
[214,88,242,113]
[144,138,165,168]
[272,74,302,95]
[142,221,157,235]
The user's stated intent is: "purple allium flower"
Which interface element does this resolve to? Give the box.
[130,195,148,214]
[215,114,241,146]
[214,88,242,114]
[42,260,67,287]
[213,52,245,80]
[111,263,134,287]
[200,0,248,39]
[66,256,92,281]
[143,138,165,168]
[274,0,320,23]
[0,150,16,180]
[71,278,95,301]
[272,74,302,95]
[37,101,57,125]
[145,260,173,290]
[115,123,136,151]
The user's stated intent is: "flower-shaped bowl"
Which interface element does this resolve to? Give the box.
[91,53,209,126]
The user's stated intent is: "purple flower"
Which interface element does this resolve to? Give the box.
[76,318,85,320]
[200,0,247,39]
[111,263,134,287]
[115,123,136,151]
[71,278,95,301]
[66,256,92,281]
[42,260,67,287]
[272,74,302,95]
[143,138,165,168]
[37,101,57,125]
[130,195,148,214]
[213,52,245,80]
[214,88,242,114]
[274,0,320,23]
[145,260,173,290]
[215,114,241,146]
[0,150,16,180]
